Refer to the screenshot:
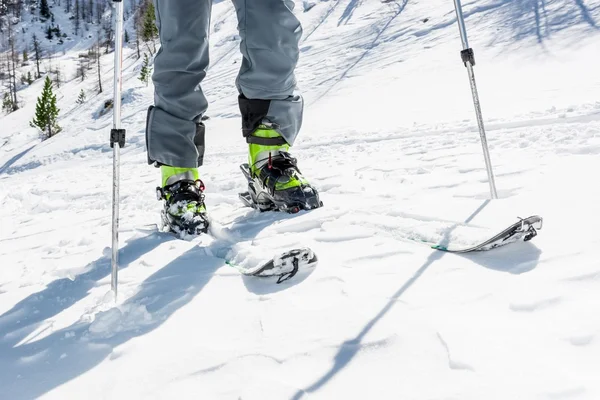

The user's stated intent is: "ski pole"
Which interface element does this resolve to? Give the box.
[452,0,498,199]
[110,0,126,299]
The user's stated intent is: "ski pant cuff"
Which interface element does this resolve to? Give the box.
[145,106,205,168]
[238,93,303,146]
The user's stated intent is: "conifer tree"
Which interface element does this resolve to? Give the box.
[2,93,14,113]
[31,76,61,139]
[40,0,51,19]
[141,3,158,54]
[77,89,86,104]
[139,52,151,86]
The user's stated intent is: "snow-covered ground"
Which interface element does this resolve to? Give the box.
[1,0,600,398]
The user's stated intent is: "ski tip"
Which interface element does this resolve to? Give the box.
[431,245,448,251]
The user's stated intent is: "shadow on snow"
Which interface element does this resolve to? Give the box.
[0,207,310,398]
[290,199,541,399]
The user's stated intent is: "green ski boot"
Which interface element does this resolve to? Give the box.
[156,166,209,235]
[239,125,322,213]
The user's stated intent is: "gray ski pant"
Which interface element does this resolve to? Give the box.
[146,0,304,168]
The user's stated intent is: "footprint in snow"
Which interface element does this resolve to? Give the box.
[509,296,561,312]
[567,334,594,347]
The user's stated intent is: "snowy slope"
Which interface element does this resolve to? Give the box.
[1,0,600,399]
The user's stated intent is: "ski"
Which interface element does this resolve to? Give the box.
[154,219,318,284]
[429,215,543,253]
[226,247,318,284]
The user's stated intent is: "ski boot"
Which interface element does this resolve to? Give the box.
[239,125,323,213]
[156,166,209,236]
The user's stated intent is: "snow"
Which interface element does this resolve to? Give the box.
[1,0,600,398]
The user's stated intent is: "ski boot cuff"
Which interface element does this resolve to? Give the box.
[161,166,199,188]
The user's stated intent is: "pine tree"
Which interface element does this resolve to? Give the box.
[77,89,86,104]
[2,93,14,113]
[40,0,51,19]
[27,71,33,84]
[141,2,158,54]
[139,53,151,86]
[124,29,129,43]
[30,76,61,139]
[23,49,28,62]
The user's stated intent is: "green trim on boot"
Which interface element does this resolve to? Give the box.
[161,166,199,188]
[159,166,206,216]
[248,126,308,191]
[248,126,290,172]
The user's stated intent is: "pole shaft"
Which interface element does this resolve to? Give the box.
[111,147,120,297]
[465,63,498,199]
[452,0,498,199]
[113,2,124,125]
[111,0,125,298]
[452,0,470,49]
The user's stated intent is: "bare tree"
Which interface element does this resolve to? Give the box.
[74,0,80,35]
[88,0,93,23]
[96,0,102,24]
[6,21,19,111]
[96,31,102,93]
[54,63,62,88]
[104,18,113,53]
[2,54,13,112]
[46,45,54,75]
[133,3,141,58]
[135,26,140,58]
[14,0,22,19]
[77,55,88,81]
[32,33,42,78]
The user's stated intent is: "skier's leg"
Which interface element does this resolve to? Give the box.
[146,0,211,235]
[146,0,211,169]
[232,0,321,212]
[232,0,304,146]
